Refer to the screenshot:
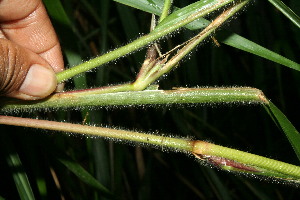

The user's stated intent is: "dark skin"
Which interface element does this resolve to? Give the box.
[0,0,64,100]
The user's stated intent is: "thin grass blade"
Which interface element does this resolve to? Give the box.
[1,135,35,200]
[267,0,300,28]
[55,154,114,198]
[114,0,164,16]
[114,0,209,30]
[218,32,300,71]
[264,102,300,162]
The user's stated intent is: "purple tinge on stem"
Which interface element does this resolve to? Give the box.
[194,153,261,172]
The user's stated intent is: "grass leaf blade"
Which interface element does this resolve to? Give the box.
[218,32,300,71]
[268,0,300,28]
[1,135,35,200]
[265,102,300,162]
[113,0,164,15]
[56,155,114,198]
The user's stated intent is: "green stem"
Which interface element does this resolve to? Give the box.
[1,115,300,183]
[1,87,268,112]
[193,141,300,181]
[159,0,173,22]
[56,0,236,82]
[0,116,192,152]
[133,0,249,91]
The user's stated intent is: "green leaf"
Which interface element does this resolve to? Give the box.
[43,0,72,26]
[115,0,218,31]
[114,0,164,16]
[265,102,300,162]
[218,32,300,71]
[268,0,300,28]
[44,0,88,88]
[1,135,35,200]
[56,155,114,198]
[8,153,35,200]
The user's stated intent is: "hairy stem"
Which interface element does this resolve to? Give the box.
[56,0,236,82]
[136,0,249,89]
[0,87,268,112]
[0,115,299,183]
[193,141,300,181]
[0,116,192,152]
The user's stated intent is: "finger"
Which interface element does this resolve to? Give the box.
[0,0,64,73]
[0,39,56,100]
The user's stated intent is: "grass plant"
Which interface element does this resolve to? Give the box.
[0,0,300,199]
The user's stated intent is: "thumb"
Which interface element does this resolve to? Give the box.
[0,39,57,100]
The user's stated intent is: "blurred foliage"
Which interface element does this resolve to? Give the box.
[0,0,300,199]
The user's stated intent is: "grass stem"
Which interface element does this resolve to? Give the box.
[0,87,267,112]
[56,0,236,82]
[1,115,300,184]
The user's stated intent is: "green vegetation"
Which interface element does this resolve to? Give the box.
[0,0,300,199]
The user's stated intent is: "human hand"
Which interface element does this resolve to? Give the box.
[0,0,64,100]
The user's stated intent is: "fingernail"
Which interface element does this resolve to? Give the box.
[19,64,57,98]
